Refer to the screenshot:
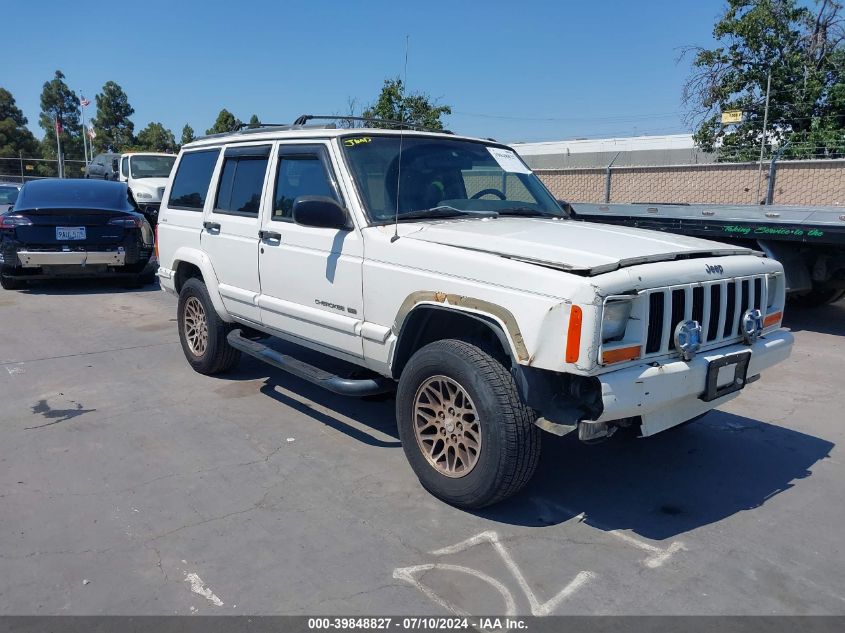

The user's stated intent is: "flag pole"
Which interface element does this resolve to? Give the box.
[80,93,89,167]
[54,117,63,179]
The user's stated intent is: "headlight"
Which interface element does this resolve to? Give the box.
[602,299,633,342]
[135,191,153,199]
[766,274,779,309]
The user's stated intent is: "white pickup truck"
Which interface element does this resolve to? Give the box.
[156,121,793,508]
[116,152,176,224]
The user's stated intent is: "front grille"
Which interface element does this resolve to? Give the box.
[645,292,665,353]
[642,274,770,357]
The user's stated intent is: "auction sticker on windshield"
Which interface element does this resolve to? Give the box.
[487,147,531,174]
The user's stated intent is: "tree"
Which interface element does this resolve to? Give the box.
[682,0,845,161]
[206,109,242,134]
[248,114,260,129]
[181,124,195,146]
[92,81,135,152]
[362,78,451,130]
[0,87,40,160]
[136,122,177,152]
[38,70,83,161]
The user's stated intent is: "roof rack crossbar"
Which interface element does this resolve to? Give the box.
[293,114,453,134]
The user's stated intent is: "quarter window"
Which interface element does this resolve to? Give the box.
[273,154,337,221]
[168,149,220,210]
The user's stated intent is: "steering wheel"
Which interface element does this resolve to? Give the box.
[471,188,506,200]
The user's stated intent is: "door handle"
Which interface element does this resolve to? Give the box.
[259,230,282,241]
[203,221,221,231]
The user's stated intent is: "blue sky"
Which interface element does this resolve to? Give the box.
[5,0,730,143]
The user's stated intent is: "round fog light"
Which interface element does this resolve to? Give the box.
[741,309,763,344]
[674,320,702,361]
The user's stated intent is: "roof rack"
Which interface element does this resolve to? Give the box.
[193,114,453,142]
[293,115,453,134]
[195,121,336,141]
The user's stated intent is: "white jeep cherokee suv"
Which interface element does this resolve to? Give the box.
[156,120,793,508]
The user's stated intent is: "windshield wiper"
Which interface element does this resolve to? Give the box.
[395,206,498,222]
[496,206,560,217]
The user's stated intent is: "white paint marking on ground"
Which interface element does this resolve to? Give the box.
[531,496,686,568]
[5,365,24,376]
[605,529,687,568]
[393,563,516,616]
[184,572,223,606]
[431,530,595,616]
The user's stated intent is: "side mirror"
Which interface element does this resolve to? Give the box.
[112,159,119,172]
[292,196,350,230]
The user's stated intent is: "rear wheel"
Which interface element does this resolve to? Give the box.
[396,339,541,509]
[177,278,240,374]
[0,275,25,290]
[136,270,158,286]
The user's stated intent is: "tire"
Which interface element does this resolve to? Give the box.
[0,275,25,290]
[136,270,158,286]
[396,339,541,509]
[788,288,845,307]
[177,278,240,375]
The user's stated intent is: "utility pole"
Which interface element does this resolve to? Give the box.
[756,70,772,204]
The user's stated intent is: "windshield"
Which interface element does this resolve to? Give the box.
[341,135,564,222]
[0,186,19,205]
[129,155,176,179]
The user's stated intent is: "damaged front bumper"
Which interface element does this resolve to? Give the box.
[582,329,794,438]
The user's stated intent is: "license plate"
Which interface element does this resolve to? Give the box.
[700,351,752,402]
[56,227,86,240]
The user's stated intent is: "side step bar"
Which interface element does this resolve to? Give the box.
[227,329,395,397]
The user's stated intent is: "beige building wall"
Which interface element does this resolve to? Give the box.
[535,159,845,206]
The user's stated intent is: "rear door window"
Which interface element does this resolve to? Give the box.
[168,149,220,210]
[213,145,271,216]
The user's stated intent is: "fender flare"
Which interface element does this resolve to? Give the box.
[391,291,529,366]
[171,247,232,322]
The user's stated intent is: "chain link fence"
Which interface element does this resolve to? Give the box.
[0,156,88,183]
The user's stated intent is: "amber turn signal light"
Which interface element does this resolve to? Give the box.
[763,311,782,328]
[565,305,582,363]
[602,345,642,365]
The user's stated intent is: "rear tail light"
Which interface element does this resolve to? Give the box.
[108,215,144,228]
[0,215,33,228]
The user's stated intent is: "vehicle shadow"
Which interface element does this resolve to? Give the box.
[222,349,401,448]
[479,410,833,540]
[19,278,160,295]
[206,334,833,540]
[783,299,845,336]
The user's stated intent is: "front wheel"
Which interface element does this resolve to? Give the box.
[177,278,240,375]
[396,339,541,509]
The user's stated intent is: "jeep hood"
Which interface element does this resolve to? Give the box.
[403,217,753,276]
